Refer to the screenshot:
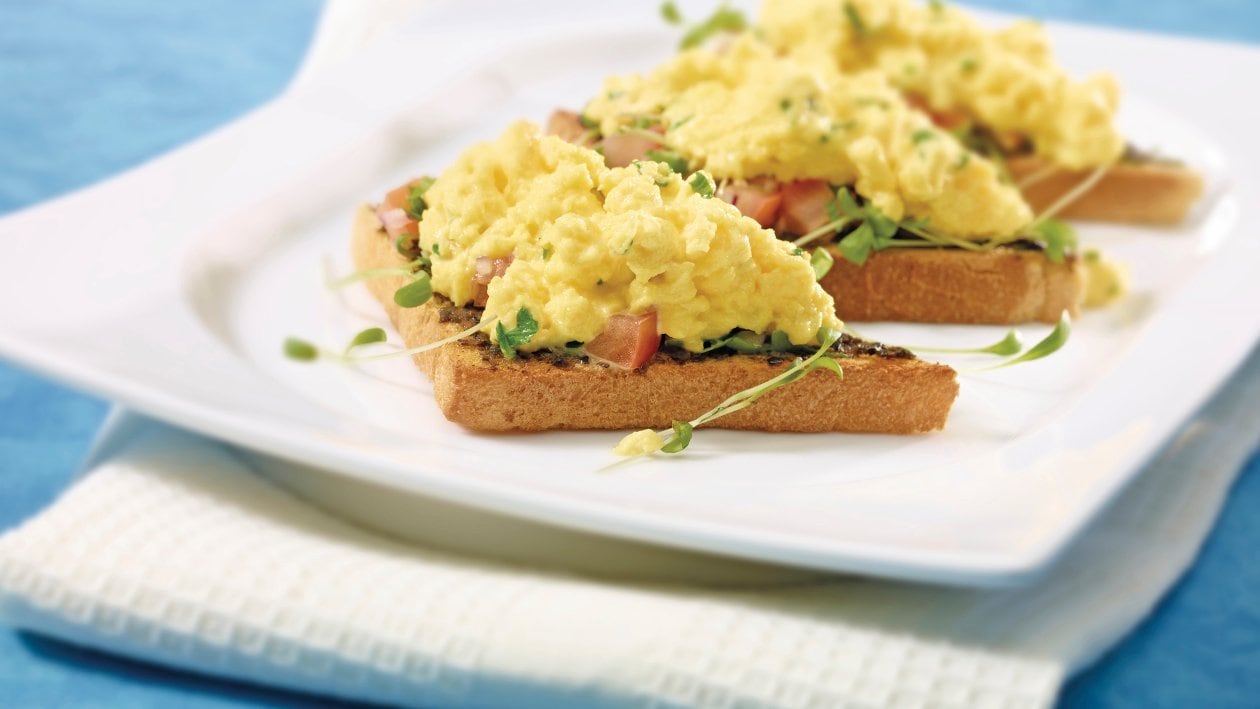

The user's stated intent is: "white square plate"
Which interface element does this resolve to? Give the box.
[2,3,1258,586]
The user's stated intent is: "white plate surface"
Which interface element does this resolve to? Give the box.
[2,3,1259,586]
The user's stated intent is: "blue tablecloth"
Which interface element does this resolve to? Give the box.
[1,2,1256,706]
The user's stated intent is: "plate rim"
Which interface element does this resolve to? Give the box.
[3,10,1260,587]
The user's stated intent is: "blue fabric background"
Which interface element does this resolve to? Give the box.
[0,1,1256,706]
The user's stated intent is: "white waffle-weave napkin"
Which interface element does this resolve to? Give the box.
[1,342,1256,707]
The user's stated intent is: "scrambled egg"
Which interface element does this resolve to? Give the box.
[759,0,1126,170]
[418,121,841,352]
[1082,249,1128,307]
[582,34,1030,239]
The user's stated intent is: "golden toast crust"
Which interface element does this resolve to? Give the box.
[821,246,1081,324]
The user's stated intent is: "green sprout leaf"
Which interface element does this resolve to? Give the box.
[844,1,868,37]
[283,338,319,362]
[345,327,387,355]
[912,128,936,145]
[984,312,1071,370]
[496,307,539,359]
[810,247,835,281]
[660,421,694,453]
[909,328,1023,356]
[867,209,898,242]
[982,329,1024,356]
[405,177,436,219]
[645,148,689,175]
[769,330,793,352]
[688,171,715,198]
[836,186,863,219]
[660,1,683,25]
[812,355,845,379]
[722,332,765,353]
[825,191,843,223]
[838,222,875,265]
[394,232,423,258]
[678,4,747,50]
[1030,218,1078,263]
[393,272,433,308]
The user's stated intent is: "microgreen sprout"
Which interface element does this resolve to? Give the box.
[323,261,422,291]
[405,177,436,219]
[801,184,1086,265]
[975,312,1071,370]
[669,3,748,50]
[345,327,387,353]
[645,148,689,175]
[393,272,433,307]
[1031,165,1110,226]
[844,1,869,37]
[615,327,844,457]
[810,247,835,281]
[688,171,716,198]
[659,421,694,453]
[283,338,319,362]
[323,254,433,309]
[793,218,849,248]
[906,328,1023,356]
[284,320,492,366]
[660,1,682,25]
[283,326,394,364]
[1029,218,1077,264]
[495,307,539,359]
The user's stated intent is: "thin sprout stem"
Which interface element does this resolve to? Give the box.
[325,267,415,290]
[349,320,490,363]
[618,127,671,146]
[881,238,950,247]
[1016,162,1060,190]
[899,224,986,251]
[1032,165,1109,226]
[689,331,841,430]
[793,217,852,247]
[576,129,600,147]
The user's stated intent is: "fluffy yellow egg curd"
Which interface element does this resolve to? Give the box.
[417,121,842,353]
[759,0,1126,170]
[582,33,1031,240]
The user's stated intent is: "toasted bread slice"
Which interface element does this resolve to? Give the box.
[351,205,958,433]
[1008,156,1203,225]
[820,246,1081,325]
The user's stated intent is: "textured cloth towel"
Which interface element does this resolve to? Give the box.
[1,342,1257,706]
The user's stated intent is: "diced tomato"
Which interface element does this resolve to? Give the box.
[585,311,660,369]
[600,132,662,168]
[777,179,835,235]
[905,93,969,131]
[377,178,426,238]
[471,255,514,307]
[719,178,783,228]
[546,109,588,144]
[377,206,417,237]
